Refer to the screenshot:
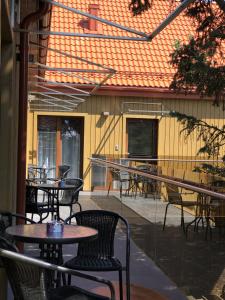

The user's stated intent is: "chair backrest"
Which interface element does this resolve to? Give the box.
[0,247,48,300]
[58,165,71,179]
[68,210,128,259]
[119,171,130,181]
[61,178,83,204]
[0,212,12,237]
[165,183,182,204]
[0,212,35,241]
[26,185,39,213]
[0,247,115,300]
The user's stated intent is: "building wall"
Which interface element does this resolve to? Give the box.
[27,95,225,190]
[0,1,19,298]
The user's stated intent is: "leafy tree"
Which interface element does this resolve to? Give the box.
[169,1,225,176]
[129,0,225,177]
[169,1,225,106]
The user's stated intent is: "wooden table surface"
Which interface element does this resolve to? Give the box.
[6,223,98,244]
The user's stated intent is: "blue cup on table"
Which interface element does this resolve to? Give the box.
[58,180,65,188]
[47,220,64,236]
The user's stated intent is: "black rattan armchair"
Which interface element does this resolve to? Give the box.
[26,185,56,223]
[0,211,36,241]
[0,247,115,300]
[64,210,130,300]
[58,165,71,179]
[57,178,83,220]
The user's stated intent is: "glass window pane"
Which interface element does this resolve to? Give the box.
[38,116,56,178]
[127,119,158,157]
[61,118,81,178]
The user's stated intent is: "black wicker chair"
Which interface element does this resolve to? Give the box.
[26,185,56,223]
[57,178,83,220]
[0,211,36,241]
[58,165,71,179]
[0,246,115,300]
[64,210,130,300]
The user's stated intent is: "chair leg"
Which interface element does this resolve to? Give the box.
[126,268,130,300]
[77,202,82,212]
[67,274,72,285]
[118,269,123,300]
[181,206,185,232]
[120,182,123,198]
[163,203,170,230]
[107,181,112,196]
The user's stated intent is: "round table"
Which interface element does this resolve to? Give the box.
[6,223,98,245]
[6,224,98,287]
[34,183,75,221]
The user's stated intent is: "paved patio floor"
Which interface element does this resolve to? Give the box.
[86,192,225,300]
[13,192,225,300]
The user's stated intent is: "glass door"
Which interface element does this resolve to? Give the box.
[38,116,57,178]
[38,116,84,179]
[61,118,83,178]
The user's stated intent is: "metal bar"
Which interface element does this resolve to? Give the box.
[30,103,76,107]
[90,73,114,94]
[30,107,72,111]
[28,97,79,102]
[127,109,170,114]
[30,76,91,94]
[29,90,89,97]
[117,158,224,163]
[52,69,101,85]
[30,42,115,72]
[29,92,63,102]
[90,158,225,201]
[147,0,195,40]
[32,83,86,102]
[29,64,113,74]
[123,102,164,106]
[31,92,79,106]
[29,98,73,110]
[15,28,148,41]
[41,0,150,38]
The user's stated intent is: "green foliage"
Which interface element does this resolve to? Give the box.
[170,111,225,157]
[129,0,225,177]
[169,2,225,177]
[170,111,225,176]
[170,1,225,105]
[129,0,151,15]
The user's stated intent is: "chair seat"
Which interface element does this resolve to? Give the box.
[181,200,197,206]
[27,202,55,214]
[65,256,122,271]
[48,285,110,300]
[170,200,197,206]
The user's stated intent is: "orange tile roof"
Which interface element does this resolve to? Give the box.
[45,0,197,89]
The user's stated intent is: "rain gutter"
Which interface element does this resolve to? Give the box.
[17,2,50,216]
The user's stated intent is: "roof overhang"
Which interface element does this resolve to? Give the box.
[18,0,197,112]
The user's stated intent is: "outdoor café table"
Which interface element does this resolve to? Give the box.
[36,183,75,221]
[28,166,55,183]
[6,223,98,261]
[6,223,98,286]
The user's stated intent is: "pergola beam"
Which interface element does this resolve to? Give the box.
[41,0,150,38]
[30,42,115,72]
[148,0,195,40]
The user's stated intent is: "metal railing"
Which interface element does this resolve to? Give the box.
[90,157,225,201]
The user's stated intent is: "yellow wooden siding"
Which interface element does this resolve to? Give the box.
[27,96,225,190]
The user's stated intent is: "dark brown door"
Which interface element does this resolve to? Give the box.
[126,118,158,158]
